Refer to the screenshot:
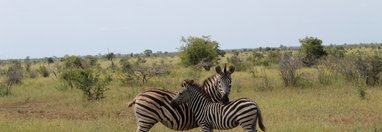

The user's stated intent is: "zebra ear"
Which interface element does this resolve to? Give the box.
[215,66,223,74]
[181,80,188,87]
[228,65,235,74]
[223,64,227,73]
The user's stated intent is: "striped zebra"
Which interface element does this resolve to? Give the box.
[128,65,235,132]
[171,79,265,132]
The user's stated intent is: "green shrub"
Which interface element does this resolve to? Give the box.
[60,56,111,100]
[38,66,49,77]
[67,68,111,100]
[300,36,327,66]
[179,36,224,70]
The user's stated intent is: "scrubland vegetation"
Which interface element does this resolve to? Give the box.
[0,36,382,131]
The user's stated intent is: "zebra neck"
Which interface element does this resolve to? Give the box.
[189,88,212,120]
[203,74,222,102]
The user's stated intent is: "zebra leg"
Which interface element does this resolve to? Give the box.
[200,123,213,132]
[136,120,157,132]
[240,117,257,132]
[134,110,159,132]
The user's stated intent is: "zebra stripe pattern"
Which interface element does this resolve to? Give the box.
[171,79,265,132]
[128,65,235,132]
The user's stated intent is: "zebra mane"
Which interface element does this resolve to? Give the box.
[184,79,212,101]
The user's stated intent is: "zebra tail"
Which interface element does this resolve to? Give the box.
[257,107,266,131]
[127,99,136,107]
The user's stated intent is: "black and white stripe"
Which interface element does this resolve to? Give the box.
[171,80,265,132]
[128,65,235,132]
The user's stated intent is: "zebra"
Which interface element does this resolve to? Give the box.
[128,65,235,132]
[171,79,265,132]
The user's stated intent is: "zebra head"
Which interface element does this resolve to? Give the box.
[171,80,195,106]
[215,64,235,104]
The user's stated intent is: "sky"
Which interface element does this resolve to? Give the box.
[1,0,381,59]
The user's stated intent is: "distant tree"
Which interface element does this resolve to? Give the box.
[47,57,54,64]
[144,49,153,57]
[280,44,287,50]
[64,56,85,69]
[300,36,327,66]
[104,52,116,68]
[179,35,224,70]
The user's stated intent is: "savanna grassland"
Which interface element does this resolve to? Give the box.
[1,44,382,132]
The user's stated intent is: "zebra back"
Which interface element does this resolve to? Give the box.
[173,79,265,131]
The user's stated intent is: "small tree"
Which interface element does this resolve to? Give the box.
[143,49,153,57]
[300,36,327,66]
[179,36,224,70]
[47,57,55,64]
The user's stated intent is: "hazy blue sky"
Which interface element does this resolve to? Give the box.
[1,0,381,59]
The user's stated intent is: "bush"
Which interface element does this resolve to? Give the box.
[325,53,382,86]
[68,68,111,100]
[179,36,224,70]
[227,53,250,71]
[60,56,111,100]
[300,36,327,66]
[47,57,55,64]
[38,66,49,77]
[355,54,382,86]
[6,60,24,85]
[64,56,86,69]
[326,45,346,58]
[279,53,302,87]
